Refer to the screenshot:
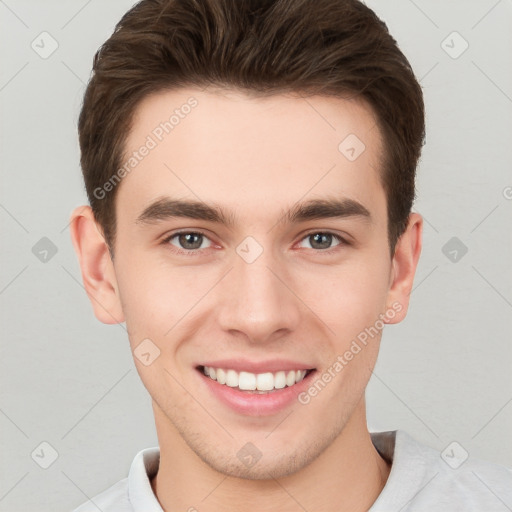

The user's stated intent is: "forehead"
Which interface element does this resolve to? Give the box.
[117,87,385,226]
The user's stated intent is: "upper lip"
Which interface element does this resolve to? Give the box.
[197,359,316,374]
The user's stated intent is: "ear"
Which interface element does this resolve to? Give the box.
[384,212,423,324]
[69,205,125,324]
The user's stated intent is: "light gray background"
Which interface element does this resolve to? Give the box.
[1,1,511,511]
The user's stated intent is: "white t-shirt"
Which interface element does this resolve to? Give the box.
[72,430,512,511]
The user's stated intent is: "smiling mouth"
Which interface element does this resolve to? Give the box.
[197,365,316,393]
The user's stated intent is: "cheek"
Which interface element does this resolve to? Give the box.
[115,253,213,342]
[294,255,391,339]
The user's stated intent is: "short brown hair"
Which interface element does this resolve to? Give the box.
[78,0,425,258]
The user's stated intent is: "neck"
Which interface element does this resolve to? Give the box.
[151,400,391,512]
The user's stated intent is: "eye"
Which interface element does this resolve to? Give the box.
[161,230,348,256]
[163,231,213,254]
[297,232,346,251]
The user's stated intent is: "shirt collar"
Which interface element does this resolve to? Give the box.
[128,446,163,511]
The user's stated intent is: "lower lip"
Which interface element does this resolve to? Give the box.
[197,368,316,416]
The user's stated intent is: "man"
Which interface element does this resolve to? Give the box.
[69,0,512,510]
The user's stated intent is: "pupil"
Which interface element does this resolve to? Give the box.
[180,233,202,249]
[311,233,331,249]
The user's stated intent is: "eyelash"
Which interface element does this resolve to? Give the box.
[160,230,349,256]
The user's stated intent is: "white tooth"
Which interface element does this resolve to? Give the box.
[206,367,307,390]
[239,371,257,390]
[216,368,226,385]
[225,369,239,387]
[295,370,306,383]
[256,372,274,391]
[286,370,296,387]
[274,371,286,389]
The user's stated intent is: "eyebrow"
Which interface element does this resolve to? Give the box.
[135,196,371,228]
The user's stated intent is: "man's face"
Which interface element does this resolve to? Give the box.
[110,87,402,478]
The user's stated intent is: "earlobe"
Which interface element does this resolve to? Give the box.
[69,205,125,324]
[384,213,423,324]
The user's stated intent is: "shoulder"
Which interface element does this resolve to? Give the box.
[371,430,512,511]
[432,450,512,508]
[71,478,131,512]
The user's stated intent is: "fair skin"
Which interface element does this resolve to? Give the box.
[70,87,422,511]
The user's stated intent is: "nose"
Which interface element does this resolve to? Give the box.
[216,243,301,344]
